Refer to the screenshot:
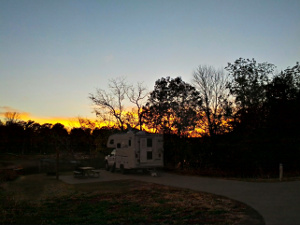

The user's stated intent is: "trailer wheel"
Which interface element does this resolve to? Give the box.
[110,164,115,173]
[105,161,110,171]
[120,164,126,174]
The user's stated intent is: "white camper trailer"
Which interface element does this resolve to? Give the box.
[105,131,164,174]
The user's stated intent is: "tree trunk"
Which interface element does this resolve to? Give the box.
[56,147,59,180]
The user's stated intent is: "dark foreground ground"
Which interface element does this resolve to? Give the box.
[72,170,299,225]
[3,154,299,224]
[0,152,265,225]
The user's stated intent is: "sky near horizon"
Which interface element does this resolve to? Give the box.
[1,0,299,126]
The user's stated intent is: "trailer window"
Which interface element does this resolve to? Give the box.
[128,139,131,146]
[117,143,121,148]
[147,138,152,147]
[147,151,152,160]
[109,139,114,145]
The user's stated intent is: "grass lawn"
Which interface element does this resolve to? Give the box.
[0,173,264,225]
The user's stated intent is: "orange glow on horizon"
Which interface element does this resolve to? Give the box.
[0,113,81,129]
[22,116,83,129]
[0,108,232,137]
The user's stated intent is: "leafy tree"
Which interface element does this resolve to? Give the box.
[37,123,52,153]
[266,62,300,102]
[142,77,202,137]
[50,123,69,179]
[51,123,68,137]
[0,112,24,153]
[266,62,300,134]
[1,121,24,154]
[21,120,42,154]
[70,128,91,154]
[225,58,275,131]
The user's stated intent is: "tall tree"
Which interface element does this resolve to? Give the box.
[142,77,202,136]
[1,112,24,154]
[225,58,275,131]
[89,78,127,131]
[38,123,53,154]
[265,62,300,134]
[21,120,41,154]
[90,78,149,131]
[193,65,232,136]
[125,82,148,130]
[70,127,92,154]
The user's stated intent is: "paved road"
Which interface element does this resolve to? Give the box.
[60,171,300,225]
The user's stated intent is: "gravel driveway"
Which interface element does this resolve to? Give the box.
[60,170,300,225]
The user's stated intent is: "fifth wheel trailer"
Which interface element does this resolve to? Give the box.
[105,130,164,174]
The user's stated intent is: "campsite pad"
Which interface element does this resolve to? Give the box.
[60,169,146,184]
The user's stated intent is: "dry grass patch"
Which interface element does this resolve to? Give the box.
[0,174,264,224]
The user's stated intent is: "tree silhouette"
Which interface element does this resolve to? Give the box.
[266,62,300,135]
[70,127,93,154]
[125,82,148,130]
[89,78,149,131]
[1,114,24,154]
[142,77,202,136]
[89,78,128,131]
[4,112,21,125]
[225,58,275,131]
[193,65,232,136]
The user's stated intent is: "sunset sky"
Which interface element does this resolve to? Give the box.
[1,0,299,126]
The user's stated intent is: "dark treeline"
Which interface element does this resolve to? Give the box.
[1,58,300,177]
[161,59,300,177]
[0,116,117,157]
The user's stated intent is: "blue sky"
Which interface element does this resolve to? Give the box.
[1,0,299,124]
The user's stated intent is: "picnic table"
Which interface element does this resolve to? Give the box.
[73,167,100,178]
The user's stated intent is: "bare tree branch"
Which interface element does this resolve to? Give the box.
[4,112,21,125]
[193,65,231,136]
[89,78,127,131]
[125,82,148,130]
